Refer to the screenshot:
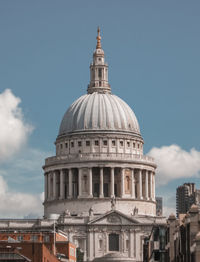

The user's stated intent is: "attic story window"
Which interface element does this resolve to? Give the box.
[112,140,116,146]
[86,141,90,146]
[103,140,108,146]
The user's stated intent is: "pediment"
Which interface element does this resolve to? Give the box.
[88,210,139,225]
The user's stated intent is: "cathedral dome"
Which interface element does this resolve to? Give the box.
[58,92,140,136]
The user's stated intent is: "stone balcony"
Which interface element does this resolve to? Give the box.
[45,152,155,166]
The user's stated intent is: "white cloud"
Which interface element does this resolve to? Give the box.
[0,89,33,162]
[0,175,43,218]
[148,145,200,185]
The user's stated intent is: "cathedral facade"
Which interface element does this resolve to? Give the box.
[42,29,165,262]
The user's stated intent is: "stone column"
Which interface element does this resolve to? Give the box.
[83,238,87,262]
[48,172,51,200]
[78,168,82,198]
[87,229,93,261]
[99,167,104,198]
[53,171,56,199]
[121,168,125,197]
[129,230,134,258]
[45,173,48,201]
[149,171,152,200]
[131,169,135,198]
[152,172,155,200]
[138,169,143,199]
[88,168,93,197]
[68,168,72,198]
[110,167,115,197]
[145,170,149,200]
[60,169,64,199]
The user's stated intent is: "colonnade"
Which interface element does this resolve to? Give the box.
[44,167,155,202]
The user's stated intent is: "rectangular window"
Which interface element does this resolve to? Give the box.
[71,142,74,148]
[127,141,130,147]
[98,68,102,78]
[44,235,50,242]
[17,235,23,242]
[94,140,99,146]
[60,144,63,149]
[112,140,116,146]
[133,142,135,148]
[65,142,68,148]
[31,235,38,242]
[103,140,108,146]
[78,141,82,147]
[120,141,123,147]
[86,141,90,146]
[99,240,103,250]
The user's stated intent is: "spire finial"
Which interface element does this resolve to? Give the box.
[96,27,102,49]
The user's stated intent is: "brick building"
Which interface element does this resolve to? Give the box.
[0,231,76,262]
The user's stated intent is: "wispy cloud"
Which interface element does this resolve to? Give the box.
[0,175,43,218]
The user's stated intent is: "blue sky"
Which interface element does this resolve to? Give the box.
[0,1,200,217]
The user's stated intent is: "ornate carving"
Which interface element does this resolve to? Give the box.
[107,215,121,224]
[110,196,116,210]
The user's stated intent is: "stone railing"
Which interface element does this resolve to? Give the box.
[45,152,155,166]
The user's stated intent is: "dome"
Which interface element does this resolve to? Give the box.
[58,92,140,136]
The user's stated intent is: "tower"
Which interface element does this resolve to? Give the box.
[42,29,164,262]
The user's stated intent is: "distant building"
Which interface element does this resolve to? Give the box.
[144,205,200,262]
[176,183,199,217]
[156,197,163,216]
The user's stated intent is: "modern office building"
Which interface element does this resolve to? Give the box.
[176,183,199,217]
[156,197,163,216]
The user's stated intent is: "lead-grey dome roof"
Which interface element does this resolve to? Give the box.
[58,92,140,136]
